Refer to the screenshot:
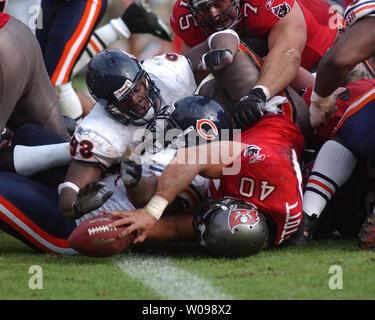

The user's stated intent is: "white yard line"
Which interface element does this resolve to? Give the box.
[114,252,232,300]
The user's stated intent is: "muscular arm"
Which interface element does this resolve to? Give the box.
[315,17,375,97]
[126,175,157,208]
[185,30,240,85]
[255,2,306,98]
[155,141,244,203]
[58,160,102,219]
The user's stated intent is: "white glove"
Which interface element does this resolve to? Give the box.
[309,90,337,128]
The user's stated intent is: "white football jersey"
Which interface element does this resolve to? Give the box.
[76,148,211,225]
[344,0,375,29]
[71,54,197,169]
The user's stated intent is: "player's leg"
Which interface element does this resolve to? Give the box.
[287,95,375,246]
[0,172,77,254]
[37,0,107,122]
[0,17,68,140]
[0,123,71,187]
[71,0,174,77]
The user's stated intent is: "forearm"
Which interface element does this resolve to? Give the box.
[155,163,201,203]
[315,17,375,97]
[290,66,315,91]
[58,161,102,219]
[314,58,351,97]
[127,176,157,208]
[256,47,301,98]
[58,186,79,219]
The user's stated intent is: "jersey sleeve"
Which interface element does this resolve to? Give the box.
[70,128,122,169]
[241,0,295,37]
[344,0,375,29]
[143,53,197,105]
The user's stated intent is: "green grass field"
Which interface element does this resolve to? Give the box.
[1,230,375,301]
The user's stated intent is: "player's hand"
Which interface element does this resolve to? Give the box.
[309,90,337,128]
[198,49,233,72]
[121,144,142,188]
[72,181,114,217]
[110,208,157,243]
[233,88,266,129]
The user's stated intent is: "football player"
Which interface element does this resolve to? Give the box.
[57,29,242,221]
[108,56,314,256]
[169,0,346,129]
[110,99,309,254]
[0,10,69,141]
[286,78,375,246]
[0,95,231,254]
[308,0,375,128]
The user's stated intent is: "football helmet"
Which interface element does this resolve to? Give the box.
[187,0,243,33]
[147,95,233,150]
[0,0,7,12]
[193,197,269,256]
[86,49,160,126]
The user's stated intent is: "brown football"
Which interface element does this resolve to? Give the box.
[68,215,135,257]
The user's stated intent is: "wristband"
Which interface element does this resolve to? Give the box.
[58,182,80,195]
[145,195,169,220]
[207,29,239,50]
[253,85,271,101]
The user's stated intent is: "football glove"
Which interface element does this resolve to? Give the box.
[233,87,266,129]
[72,181,114,217]
[121,144,142,188]
[198,49,233,72]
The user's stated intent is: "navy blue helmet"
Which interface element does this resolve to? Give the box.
[147,95,233,149]
[86,49,160,126]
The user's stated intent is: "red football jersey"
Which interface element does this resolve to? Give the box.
[214,114,305,247]
[0,12,10,29]
[302,78,375,145]
[170,0,339,70]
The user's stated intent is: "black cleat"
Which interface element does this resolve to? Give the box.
[122,0,174,42]
[284,212,318,246]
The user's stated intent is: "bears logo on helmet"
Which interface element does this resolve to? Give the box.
[196,119,219,140]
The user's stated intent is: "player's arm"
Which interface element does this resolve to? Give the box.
[233,2,306,129]
[256,1,306,98]
[180,42,192,55]
[185,30,240,85]
[126,175,157,208]
[110,141,245,243]
[58,160,103,219]
[315,17,375,97]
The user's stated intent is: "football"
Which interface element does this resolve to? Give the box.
[68,214,135,257]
